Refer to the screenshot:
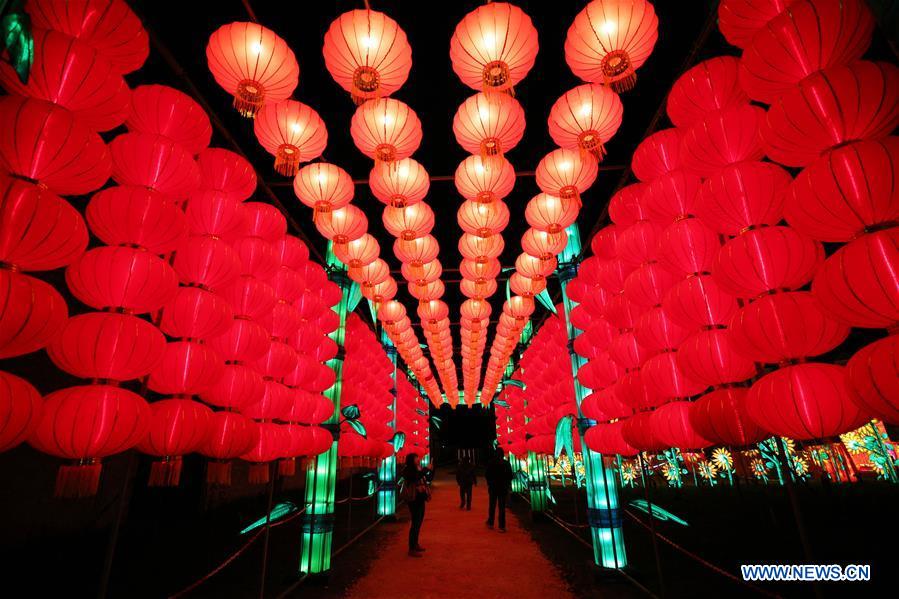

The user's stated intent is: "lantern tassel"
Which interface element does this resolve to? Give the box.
[274,145,300,177]
[609,72,637,93]
[55,461,102,498]
[279,458,296,477]
[248,462,270,484]
[207,460,232,486]
[234,79,265,118]
[149,457,183,487]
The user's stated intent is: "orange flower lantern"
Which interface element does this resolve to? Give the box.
[253,100,327,175]
[322,9,412,103]
[206,22,299,117]
[369,157,430,207]
[459,232,505,264]
[453,92,526,157]
[536,148,598,204]
[450,2,539,93]
[333,233,379,268]
[454,155,516,203]
[383,203,435,240]
[525,193,579,234]
[293,162,354,215]
[350,97,422,163]
[565,0,659,91]
[457,200,510,238]
[548,83,624,160]
[314,205,368,244]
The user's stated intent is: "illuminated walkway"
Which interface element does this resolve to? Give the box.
[344,472,575,599]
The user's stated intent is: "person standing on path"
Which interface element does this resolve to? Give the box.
[401,453,430,557]
[485,447,514,532]
[455,456,477,510]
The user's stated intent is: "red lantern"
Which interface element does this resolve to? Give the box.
[536,148,598,204]
[689,388,766,447]
[696,161,791,235]
[651,401,712,449]
[713,227,823,298]
[394,235,439,266]
[812,227,899,328]
[663,274,739,331]
[454,155,515,204]
[666,56,748,128]
[631,129,682,183]
[763,61,899,167]
[196,148,257,201]
[717,0,799,50]
[548,83,623,160]
[86,186,187,255]
[66,246,179,313]
[0,271,67,359]
[676,328,757,387]
[110,133,201,198]
[681,104,766,178]
[457,200,510,238]
[785,138,899,242]
[0,96,111,195]
[525,193,579,235]
[402,259,442,285]
[621,411,665,452]
[739,0,875,104]
[453,92,526,157]
[642,352,708,400]
[450,2,538,93]
[172,236,240,290]
[728,292,850,363]
[323,9,412,103]
[350,98,422,163]
[644,170,702,223]
[745,363,870,440]
[0,370,42,452]
[147,341,224,395]
[160,287,233,340]
[241,380,293,421]
[349,258,391,289]
[126,84,212,155]
[138,399,212,486]
[201,364,265,410]
[656,218,721,277]
[28,0,149,74]
[0,175,87,270]
[184,189,246,239]
[254,100,327,176]
[47,312,165,380]
[369,158,429,208]
[522,228,567,261]
[333,234,379,269]
[202,411,260,485]
[315,205,368,244]
[292,162,353,216]
[207,318,270,362]
[565,0,659,91]
[624,262,678,308]
[585,421,638,456]
[0,28,130,132]
[206,22,299,117]
[846,336,899,425]
[383,203,435,240]
[634,307,691,353]
[29,384,150,497]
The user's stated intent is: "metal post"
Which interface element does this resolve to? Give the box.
[299,243,357,575]
[558,223,627,569]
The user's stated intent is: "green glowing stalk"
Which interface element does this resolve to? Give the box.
[299,243,356,575]
[558,224,627,569]
[378,330,398,517]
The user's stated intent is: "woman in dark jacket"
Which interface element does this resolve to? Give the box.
[402,453,429,557]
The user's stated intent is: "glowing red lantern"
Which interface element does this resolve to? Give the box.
[201,364,264,410]
[349,258,391,289]
[450,2,538,93]
[207,318,270,362]
[29,384,149,497]
[460,278,498,300]
[676,328,756,387]
[696,160,791,235]
[717,0,798,50]
[585,422,638,456]
[509,273,546,298]
[846,336,899,425]
[740,0,874,104]
[548,83,623,160]
[253,100,327,176]
[0,370,41,452]
[383,203,435,240]
[0,271,67,359]
[454,155,515,203]
[453,92,526,157]
[651,401,712,449]
[206,22,299,117]
[138,398,212,486]
[147,341,223,396]
[197,148,257,201]
[525,193,579,235]
[785,138,899,242]
[0,96,111,195]
[394,235,439,266]
[369,157,429,208]
[0,175,87,270]
[642,352,708,400]
[457,200,510,238]
[323,9,412,103]
[624,262,678,308]
[28,0,149,74]
[202,411,260,485]
[109,133,201,197]
[536,148,598,204]
[656,218,721,277]
[459,232,505,264]
[746,363,870,440]
[621,412,665,452]
[644,170,702,223]
[663,274,740,331]
[666,56,748,128]
[333,233,379,268]
[634,307,691,353]
[126,84,212,154]
[350,97,422,163]
[0,28,130,131]
[315,205,368,244]
[160,287,233,340]
[689,388,766,447]
[86,186,187,255]
[362,277,398,304]
[681,105,766,178]
[763,61,899,167]
[172,236,240,290]
[402,259,442,285]
[812,227,899,328]
[631,129,682,182]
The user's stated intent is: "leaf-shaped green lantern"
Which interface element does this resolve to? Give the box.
[1,0,34,84]
[554,414,575,459]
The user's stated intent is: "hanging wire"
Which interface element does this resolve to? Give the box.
[240,0,259,22]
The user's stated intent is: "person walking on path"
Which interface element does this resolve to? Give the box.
[401,453,431,557]
[485,447,514,532]
[455,456,477,510]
